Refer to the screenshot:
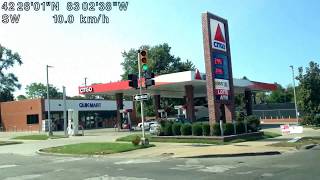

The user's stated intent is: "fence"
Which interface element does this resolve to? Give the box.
[253,109,296,119]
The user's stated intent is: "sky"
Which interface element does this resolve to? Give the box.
[1,0,319,97]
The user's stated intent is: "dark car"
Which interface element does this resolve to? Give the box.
[196,117,209,122]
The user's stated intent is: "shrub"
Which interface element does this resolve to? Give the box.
[131,135,141,146]
[202,123,210,136]
[301,114,320,126]
[180,123,192,135]
[245,115,260,132]
[212,123,221,136]
[159,119,166,128]
[236,111,245,122]
[236,122,246,134]
[192,123,203,136]
[224,123,234,135]
[172,123,182,136]
[163,121,173,136]
[315,115,320,126]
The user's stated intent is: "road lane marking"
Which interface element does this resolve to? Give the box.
[51,157,85,163]
[236,171,253,175]
[261,173,274,177]
[114,159,161,165]
[0,164,18,169]
[198,165,237,173]
[170,164,205,171]
[84,174,154,180]
[3,174,43,180]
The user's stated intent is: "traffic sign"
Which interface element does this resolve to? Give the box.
[134,93,150,101]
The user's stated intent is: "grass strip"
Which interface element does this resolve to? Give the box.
[0,141,23,146]
[40,142,154,155]
[13,134,66,140]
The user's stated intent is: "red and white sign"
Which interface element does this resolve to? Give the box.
[215,89,229,96]
[210,19,227,52]
[214,79,230,90]
[79,86,94,94]
[280,125,303,134]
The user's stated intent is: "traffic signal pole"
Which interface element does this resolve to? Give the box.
[137,50,146,144]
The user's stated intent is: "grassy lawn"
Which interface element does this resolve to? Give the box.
[228,132,281,143]
[303,125,320,130]
[116,131,281,145]
[40,142,154,155]
[0,141,23,146]
[269,137,320,149]
[13,134,66,140]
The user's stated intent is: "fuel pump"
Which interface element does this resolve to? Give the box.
[67,109,79,136]
[119,109,132,130]
[174,105,187,119]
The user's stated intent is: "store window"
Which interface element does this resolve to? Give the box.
[27,114,39,124]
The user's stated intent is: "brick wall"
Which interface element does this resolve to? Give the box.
[0,99,43,131]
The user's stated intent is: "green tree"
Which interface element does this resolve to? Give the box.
[0,89,14,102]
[25,82,63,99]
[266,84,293,103]
[0,44,22,102]
[16,94,27,100]
[296,61,320,115]
[255,92,268,104]
[120,43,195,80]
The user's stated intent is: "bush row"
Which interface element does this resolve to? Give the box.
[301,114,320,126]
[159,115,260,136]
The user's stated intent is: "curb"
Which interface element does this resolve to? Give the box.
[36,150,101,158]
[179,151,281,158]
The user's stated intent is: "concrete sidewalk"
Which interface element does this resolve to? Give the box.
[104,141,296,159]
[1,127,318,158]
[0,129,133,155]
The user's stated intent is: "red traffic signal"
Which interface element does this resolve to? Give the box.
[140,50,147,64]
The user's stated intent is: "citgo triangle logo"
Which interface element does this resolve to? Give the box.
[214,24,225,43]
[210,19,227,52]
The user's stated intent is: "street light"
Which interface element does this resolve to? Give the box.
[46,65,53,136]
[290,65,299,124]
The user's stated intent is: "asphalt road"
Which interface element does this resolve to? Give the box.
[0,146,319,180]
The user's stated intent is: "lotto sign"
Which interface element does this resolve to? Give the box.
[215,89,229,95]
[210,19,227,52]
[214,79,230,90]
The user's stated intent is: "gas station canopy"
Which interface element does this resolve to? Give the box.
[79,70,277,98]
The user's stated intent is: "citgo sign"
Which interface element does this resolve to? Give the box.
[210,19,227,52]
[79,86,93,93]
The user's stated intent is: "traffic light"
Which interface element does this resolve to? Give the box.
[128,74,138,89]
[139,49,148,71]
[144,71,155,88]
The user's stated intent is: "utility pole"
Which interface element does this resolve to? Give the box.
[63,86,67,137]
[84,77,87,86]
[46,65,53,136]
[290,65,299,124]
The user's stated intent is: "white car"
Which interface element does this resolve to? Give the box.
[137,121,158,130]
[149,123,161,135]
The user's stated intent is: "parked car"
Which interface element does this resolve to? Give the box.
[137,121,158,130]
[196,116,209,122]
[149,123,160,135]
